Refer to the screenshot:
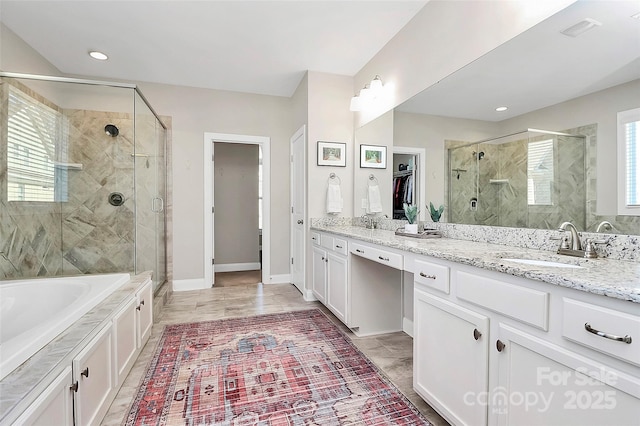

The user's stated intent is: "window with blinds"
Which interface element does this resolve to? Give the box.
[6,87,66,202]
[618,108,640,215]
[527,139,554,205]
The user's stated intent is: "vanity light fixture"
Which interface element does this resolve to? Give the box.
[89,50,108,61]
[495,106,508,112]
[350,76,384,112]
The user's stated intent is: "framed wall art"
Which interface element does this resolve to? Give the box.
[360,144,386,169]
[317,141,346,167]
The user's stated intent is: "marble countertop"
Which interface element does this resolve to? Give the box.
[311,225,640,304]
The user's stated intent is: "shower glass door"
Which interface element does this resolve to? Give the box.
[134,92,166,291]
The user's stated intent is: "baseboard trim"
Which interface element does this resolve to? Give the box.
[173,278,209,292]
[215,262,261,273]
[268,274,291,284]
[403,318,414,338]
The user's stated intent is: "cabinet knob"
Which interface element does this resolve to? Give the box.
[496,340,506,352]
[81,367,89,378]
[137,300,145,310]
[325,258,328,263]
[473,328,482,340]
[297,219,304,225]
[70,381,78,392]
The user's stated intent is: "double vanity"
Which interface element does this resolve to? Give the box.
[310,222,639,426]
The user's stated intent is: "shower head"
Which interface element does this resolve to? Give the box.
[105,124,119,137]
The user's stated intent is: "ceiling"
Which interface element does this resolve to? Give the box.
[397,0,640,121]
[0,0,428,97]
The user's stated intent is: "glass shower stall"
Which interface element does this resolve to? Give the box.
[0,73,167,292]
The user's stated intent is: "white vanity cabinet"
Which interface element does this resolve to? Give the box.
[412,255,640,426]
[113,298,137,386]
[311,232,349,323]
[136,279,153,347]
[414,288,489,425]
[72,323,114,426]
[13,367,74,426]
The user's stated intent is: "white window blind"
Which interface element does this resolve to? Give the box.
[624,119,639,206]
[618,108,640,215]
[527,139,554,205]
[6,87,62,202]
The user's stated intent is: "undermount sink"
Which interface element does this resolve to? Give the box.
[502,258,584,269]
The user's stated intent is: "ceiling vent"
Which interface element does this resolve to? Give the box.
[560,18,602,37]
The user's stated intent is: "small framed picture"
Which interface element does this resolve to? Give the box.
[317,141,346,167]
[360,144,387,169]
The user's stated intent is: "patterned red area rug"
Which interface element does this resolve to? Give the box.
[124,309,431,425]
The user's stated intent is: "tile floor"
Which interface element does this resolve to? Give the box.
[101,271,449,425]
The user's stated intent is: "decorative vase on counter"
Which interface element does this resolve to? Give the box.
[404,223,418,234]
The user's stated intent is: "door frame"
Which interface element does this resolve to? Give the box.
[393,146,427,221]
[289,125,306,295]
[204,132,271,286]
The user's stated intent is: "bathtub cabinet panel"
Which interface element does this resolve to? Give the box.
[73,323,114,426]
[113,298,137,387]
[137,280,153,348]
[13,366,73,426]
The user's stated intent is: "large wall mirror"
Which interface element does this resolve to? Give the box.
[358,0,639,235]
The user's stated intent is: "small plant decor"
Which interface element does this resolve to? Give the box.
[403,203,419,224]
[429,202,445,222]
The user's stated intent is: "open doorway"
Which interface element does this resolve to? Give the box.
[203,132,270,288]
[213,142,262,285]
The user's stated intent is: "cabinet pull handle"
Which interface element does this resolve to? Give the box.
[473,328,482,340]
[321,256,325,261]
[335,245,343,249]
[496,340,506,352]
[356,249,364,254]
[419,272,436,280]
[297,219,304,225]
[378,256,389,261]
[81,367,89,378]
[584,323,632,344]
[325,258,328,263]
[70,381,78,392]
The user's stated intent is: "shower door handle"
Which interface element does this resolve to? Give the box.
[152,197,164,213]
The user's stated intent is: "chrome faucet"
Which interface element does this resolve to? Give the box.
[596,221,613,233]
[558,222,582,251]
[361,214,374,229]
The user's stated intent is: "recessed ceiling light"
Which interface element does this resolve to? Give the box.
[495,106,508,112]
[89,51,108,61]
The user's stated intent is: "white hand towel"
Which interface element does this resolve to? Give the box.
[326,182,343,214]
[367,184,383,213]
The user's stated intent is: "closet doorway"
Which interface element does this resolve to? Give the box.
[393,147,426,221]
[204,133,270,287]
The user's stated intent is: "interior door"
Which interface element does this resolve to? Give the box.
[211,142,215,285]
[290,126,306,294]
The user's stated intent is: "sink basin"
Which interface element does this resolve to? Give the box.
[502,258,584,269]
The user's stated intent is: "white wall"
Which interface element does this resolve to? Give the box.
[214,143,260,266]
[354,0,576,127]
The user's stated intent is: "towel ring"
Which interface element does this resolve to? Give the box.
[328,173,341,184]
[368,174,379,186]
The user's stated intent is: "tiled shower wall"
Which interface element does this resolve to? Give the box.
[0,79,165,279]
[448,130,586,230]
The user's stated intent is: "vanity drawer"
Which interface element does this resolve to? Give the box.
[320,233,334,250]
[350,242,403,270]
[333,238,347,255]
[414,259,450,294]
[456,271,549,330]
[562,298,640,366]
[310,232,321,246]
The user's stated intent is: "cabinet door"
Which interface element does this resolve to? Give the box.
[312,246,327,303]
[73,323,114,426]
[113,297,137,386]
[495,323,640,426]
[327,252,348,324]
[14,366,73,426]
[414,288,489,426]
[137,280,153,347]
